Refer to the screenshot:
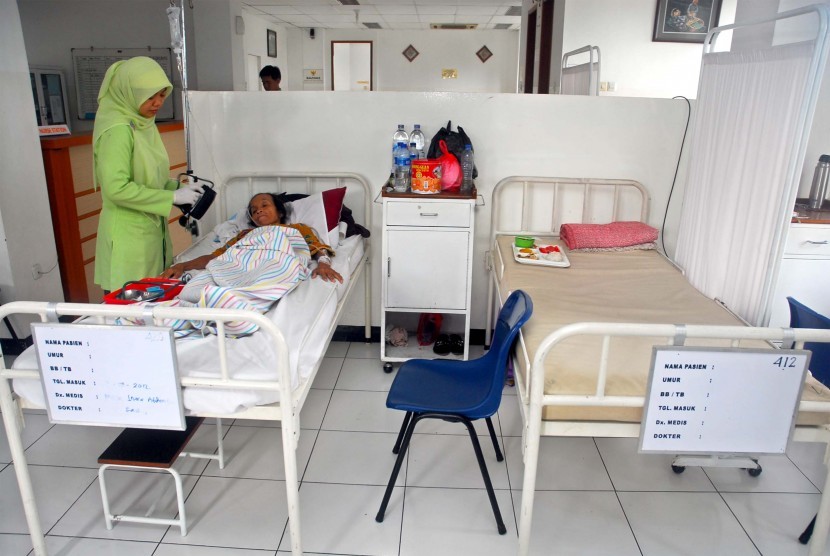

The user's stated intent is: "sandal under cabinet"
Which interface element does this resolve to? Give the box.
[380,190,476,371]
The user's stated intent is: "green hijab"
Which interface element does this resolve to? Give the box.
[92,57,173,189]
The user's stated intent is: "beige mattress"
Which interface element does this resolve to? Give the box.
[494,236,830,425]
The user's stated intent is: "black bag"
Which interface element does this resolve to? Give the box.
[426,120,477,179]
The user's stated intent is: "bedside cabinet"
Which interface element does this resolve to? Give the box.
[769,222,830,328]
[380,188,476,372]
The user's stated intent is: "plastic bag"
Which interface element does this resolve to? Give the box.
[437,140,462,191]
[427,120,477,179]
[416,313,443,346]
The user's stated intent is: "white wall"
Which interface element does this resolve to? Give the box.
[289,28,519,93]
[187,91,688,328]
[18,0,196,133]
[240,8,288,90]
[561,0,737,99]
[0,0,63,327]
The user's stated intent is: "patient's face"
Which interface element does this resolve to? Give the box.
[248,194,282,227]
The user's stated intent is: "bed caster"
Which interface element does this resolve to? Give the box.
[383,362,394,374]
[747,465,762,477]
[671,464,686,474]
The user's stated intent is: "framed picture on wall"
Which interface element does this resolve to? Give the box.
[653,0,722,43]
[267,29,277,58]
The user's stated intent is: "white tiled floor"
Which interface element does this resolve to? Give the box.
[2,341,830,555]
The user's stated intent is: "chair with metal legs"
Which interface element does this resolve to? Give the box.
[786,298,830,545]
[375,290,533,534]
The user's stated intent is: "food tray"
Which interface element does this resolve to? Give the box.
[512,243,570,268]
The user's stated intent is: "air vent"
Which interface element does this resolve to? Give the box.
[494,23,512,30]
[363,22,381,29]
[430,23,478,30]
[337,0,360,5]
[505,6,522,17]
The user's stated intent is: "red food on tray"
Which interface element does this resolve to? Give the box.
[103,278,184,305]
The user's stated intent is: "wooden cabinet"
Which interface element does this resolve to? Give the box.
[380,189,476,370]
[769,222,830,328]
[40,122,191,303]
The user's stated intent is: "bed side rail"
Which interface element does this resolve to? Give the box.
[0,301,292,401]
[527,322,830,413]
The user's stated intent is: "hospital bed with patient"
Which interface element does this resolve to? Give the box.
[486,176,830,556]
[0,171,372,556]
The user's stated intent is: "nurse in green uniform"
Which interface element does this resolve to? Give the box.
[92,56,203,292]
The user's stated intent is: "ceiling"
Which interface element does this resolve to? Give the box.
[242,0,523,31]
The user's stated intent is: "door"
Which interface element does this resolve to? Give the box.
[331,41,373,91]
[247,54,262,91]
[537,0,555,94]
[386,229,469,310]
[524,6,537,93]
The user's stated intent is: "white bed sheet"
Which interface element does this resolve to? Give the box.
[12,235,365,414]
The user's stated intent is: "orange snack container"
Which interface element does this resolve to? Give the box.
[410,159,442,194]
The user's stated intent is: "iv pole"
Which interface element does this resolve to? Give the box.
[167,0,191,170]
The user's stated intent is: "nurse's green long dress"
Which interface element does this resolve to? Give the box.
[92,56,179,292]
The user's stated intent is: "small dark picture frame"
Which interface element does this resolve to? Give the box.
[267,29,277,58]
[653,0,722,43]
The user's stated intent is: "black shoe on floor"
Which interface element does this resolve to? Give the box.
[433,334,451,355]
[449,334,464,356]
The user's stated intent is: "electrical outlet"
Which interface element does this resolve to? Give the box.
[608,81,617,92]
[31,264,41,280]
[600,81,608,92]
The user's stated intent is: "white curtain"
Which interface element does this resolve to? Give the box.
[675,41,815,326]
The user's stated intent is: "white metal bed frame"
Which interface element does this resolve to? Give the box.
[485,176,830,556]
[560,45,601,96]
[0,171,373,556]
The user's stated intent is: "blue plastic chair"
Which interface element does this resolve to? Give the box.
[788,298,830,545]
[375,290,533,535]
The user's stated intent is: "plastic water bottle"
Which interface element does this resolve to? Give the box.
[394,142,411,192]
[392,124,409,173]
[460,144,474,193]
[410,124,426,157]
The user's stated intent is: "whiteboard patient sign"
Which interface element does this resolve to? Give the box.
[640,347,809,455]
[32,323,185,430]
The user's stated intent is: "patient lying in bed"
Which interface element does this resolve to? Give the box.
[162,193,343,284]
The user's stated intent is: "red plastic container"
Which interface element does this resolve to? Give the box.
[103,278,184,305]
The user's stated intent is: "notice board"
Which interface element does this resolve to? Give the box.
[31,323,185,430]
[71,47,175,120]
[639,346,809,455]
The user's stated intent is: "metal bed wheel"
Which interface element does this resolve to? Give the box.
[383,362,394,373]
[671,464,685,474]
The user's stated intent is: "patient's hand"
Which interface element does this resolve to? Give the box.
[161,263,186,279]
[313,261,343,283]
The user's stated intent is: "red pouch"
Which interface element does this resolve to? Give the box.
[416,313,443,346]
[103,278,184,305]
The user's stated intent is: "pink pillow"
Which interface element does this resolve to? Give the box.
[287,187,346,248]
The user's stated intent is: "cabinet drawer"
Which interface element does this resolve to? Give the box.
[386,201,470,228]
[785,225,830,257]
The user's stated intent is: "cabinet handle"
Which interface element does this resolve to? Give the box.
[419,212,439,217]
[806,240,829,245]
[387,257,391,277]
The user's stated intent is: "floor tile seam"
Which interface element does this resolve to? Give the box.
[713,488,821,494]
[786,452,826,492]
[610,488,644,555]
[42,471,99,538]
[298,479,405,488]
[510,487,618,492]
[151,541,279,554]
[400,484,515,492]
[713,489,763,555]
[44,532,162,547]
[592,437,617,491]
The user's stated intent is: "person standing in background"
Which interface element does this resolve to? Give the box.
[260,65,282,91]
[92,56,203,292]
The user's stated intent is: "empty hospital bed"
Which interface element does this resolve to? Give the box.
[0,172,372,556]
[485,176,830,556]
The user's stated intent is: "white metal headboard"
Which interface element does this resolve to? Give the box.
[216,172,372,230]
[560,45,601,95]
[488,176,649,250]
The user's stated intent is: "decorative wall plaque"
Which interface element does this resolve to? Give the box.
[476,45,493,63]
[402,44,419,62]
